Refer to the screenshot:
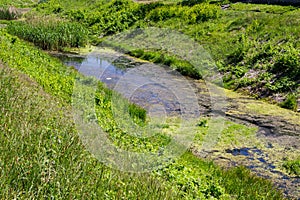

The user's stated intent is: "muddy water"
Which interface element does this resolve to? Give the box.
[53,50,300,199]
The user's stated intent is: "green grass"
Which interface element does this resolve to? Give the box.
[0,6,21,20]
[7,17,89,50]
[0,28,285,199]
[0,0,38,7]
[283,158,300,177]
[0,66,181,199]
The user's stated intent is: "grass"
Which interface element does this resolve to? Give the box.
[0,28,285,199]
[283,158,300,177]
[0,0,38,7]
[7,17,89,50]
[0,6,21,20]
[0,66,180,199]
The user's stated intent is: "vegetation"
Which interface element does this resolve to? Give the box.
[279,93,298,111]
[7,18,89,50]
[0,6,21,20]
[283,158,300,177]
[0,29,284,199]
[0,66,181,199]
[0,0,37,7]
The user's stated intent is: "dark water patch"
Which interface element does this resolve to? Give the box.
[266,142,274,148]
[258,157,266,163]
[267,164,276,169]
[252,148,263,155]
[225,147,251,156]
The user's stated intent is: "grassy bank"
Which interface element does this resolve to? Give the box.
[0,66,183,199]
[7,18,89,50]
[0,28,284,199]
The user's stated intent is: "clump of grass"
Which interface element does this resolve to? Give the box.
[221,166,283,199]
[283,158,300,177]
[145,3,221,24]
[129,103,147,123]
[279,93,298,111]
[0,6,21,20]
[7,17,88,50]
[130,49,202,79]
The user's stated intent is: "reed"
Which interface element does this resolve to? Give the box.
[7,17,88,50]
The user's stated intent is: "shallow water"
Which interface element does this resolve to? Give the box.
[55,52,201,119]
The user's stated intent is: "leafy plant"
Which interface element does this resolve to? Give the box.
[279,93,298,111]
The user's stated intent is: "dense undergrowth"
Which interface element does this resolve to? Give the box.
[0,6,21,20]
[16,0,299,110]
[0,0,37,7]
[7,18,88,50]
[0,27,285,199]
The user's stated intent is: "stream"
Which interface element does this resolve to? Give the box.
[52,49,300,199]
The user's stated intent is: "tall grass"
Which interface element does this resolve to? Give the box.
[7,18,88,50]
[0,6,21,20]
[0,0,38,7]
[0,66,181,199]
